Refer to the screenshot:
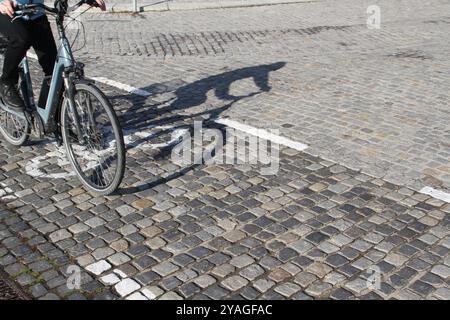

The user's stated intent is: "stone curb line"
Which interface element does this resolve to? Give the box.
[92,0,316,13]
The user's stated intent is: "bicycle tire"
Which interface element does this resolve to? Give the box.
[0,74,31,146]
[61,83,125,195]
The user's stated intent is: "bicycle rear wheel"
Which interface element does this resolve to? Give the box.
[0,109,30,146]
[61,83,125,195]
[0,75,31,146]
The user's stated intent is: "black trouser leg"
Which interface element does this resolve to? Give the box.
[0,15,57,83]
[0,14,31,84]
[30,16,57,77]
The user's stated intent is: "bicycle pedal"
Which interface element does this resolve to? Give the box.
[0,101,27,120]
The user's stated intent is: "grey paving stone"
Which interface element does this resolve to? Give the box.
[39,293,60,300]
[179,282,201,298]
[193,275,216,288]
[274,282,301,297]
[160,276,182,291]
[433,288,450,300]
[230,255,255,268]
[240,264,265,281]
[30,283,48,298]
[221,275,249,291]
[204,285,230,299]
[152,262,180,277]
[108,252,131,266]
[330,288,354,300]
[135,271,161,285]
[294,272,317,288]
[431,265,450,279]
[325,254,349,268]
[409,280,434,296]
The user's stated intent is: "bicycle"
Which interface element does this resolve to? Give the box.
[0,0,125,195]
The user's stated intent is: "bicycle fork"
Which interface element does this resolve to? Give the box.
[63,74,84,143]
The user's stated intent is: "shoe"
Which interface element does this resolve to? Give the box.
[0,81,25,111]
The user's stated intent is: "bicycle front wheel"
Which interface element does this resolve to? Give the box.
[61,83,125,195]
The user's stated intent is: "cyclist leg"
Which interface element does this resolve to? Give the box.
[29,15,57,78]
[0,14,30,109]
[29,15,57,108]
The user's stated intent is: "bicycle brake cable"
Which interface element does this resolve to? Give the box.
[65,7,91,53]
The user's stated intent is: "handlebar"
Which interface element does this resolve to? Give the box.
[13,0,97,19]
[14,3,57,17]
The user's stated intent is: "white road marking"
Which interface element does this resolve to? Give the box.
[24,124,188,180]
[215,118,309,151]
[26,54,151,97]
[419,186,450,203]
[90,77,152,97]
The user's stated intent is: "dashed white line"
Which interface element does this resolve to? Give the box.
[26,53,151,97]
[419,186,450,203]
[90,77,152,97]
[215,118,309,151]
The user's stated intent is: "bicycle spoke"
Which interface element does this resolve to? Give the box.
[64,88,120,191]
[0,109,28,142]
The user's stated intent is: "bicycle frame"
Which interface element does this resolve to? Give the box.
[19,22,74,127]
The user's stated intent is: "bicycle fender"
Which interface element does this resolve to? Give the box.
[73,78,96,86]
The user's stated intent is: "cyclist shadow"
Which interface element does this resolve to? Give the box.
[113,61,286,195]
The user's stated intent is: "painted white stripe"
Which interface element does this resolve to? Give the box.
[26,53,151,97]
[24,124,188,180]
[24,55,152,97]
[90,77,152,97]
[215,118,309,151]
[419,186,450,203]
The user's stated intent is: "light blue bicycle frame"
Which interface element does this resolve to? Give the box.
[19,26,75,126]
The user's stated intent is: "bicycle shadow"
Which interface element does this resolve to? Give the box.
[111,62,286,195]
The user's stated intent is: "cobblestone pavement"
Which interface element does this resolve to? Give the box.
[0,0,449,300]
[72,0,450,192]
